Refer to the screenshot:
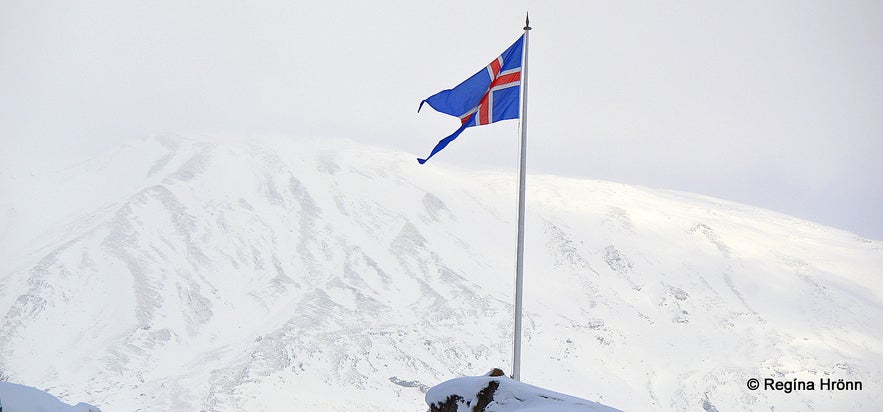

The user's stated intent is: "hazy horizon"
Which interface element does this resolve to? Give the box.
[2,1,881,240]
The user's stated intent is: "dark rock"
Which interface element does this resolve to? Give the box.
[428,394,466,412]
[473,380,500,411]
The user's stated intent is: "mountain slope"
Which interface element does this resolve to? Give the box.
[1,136,880,411]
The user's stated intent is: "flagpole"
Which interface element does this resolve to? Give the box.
[513,12,531,382]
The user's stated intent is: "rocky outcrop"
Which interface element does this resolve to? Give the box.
[428,369,503,412]
[426,369,621,412]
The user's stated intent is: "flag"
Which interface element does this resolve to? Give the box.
[417,35,525,164]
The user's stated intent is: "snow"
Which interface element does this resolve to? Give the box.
[0,382,100,412]
[0,135,881,411]
[426,372,621,411]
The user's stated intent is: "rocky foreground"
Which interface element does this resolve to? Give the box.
[426,369,621,412]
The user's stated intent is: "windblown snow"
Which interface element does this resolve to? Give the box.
[0,136,880,411]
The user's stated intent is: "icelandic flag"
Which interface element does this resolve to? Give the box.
[417,35,524,164]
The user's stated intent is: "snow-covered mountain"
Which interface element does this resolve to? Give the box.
[0,136,880,411]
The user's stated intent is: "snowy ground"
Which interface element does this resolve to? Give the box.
[0,382,100,412]
[426,371,621,411]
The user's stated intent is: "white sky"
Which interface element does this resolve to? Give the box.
[1,1,881,240]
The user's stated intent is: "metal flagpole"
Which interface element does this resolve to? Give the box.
[513,12,531,382]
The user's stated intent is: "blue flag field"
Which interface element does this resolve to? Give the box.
[417,35,525,164]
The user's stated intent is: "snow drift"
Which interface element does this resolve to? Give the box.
[0,382,100,412]
[426,369,621,411]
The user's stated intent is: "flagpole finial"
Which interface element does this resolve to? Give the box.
[524,12,531,30]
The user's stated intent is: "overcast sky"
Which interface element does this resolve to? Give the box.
[1,1,881,240]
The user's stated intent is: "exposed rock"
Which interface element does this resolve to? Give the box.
[427,379,498,412]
